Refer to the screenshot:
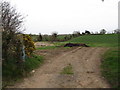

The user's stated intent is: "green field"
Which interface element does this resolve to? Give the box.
[68,34,119,47]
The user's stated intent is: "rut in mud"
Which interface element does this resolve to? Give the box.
[10,47,110,88]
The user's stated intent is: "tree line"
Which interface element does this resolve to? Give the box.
[35,29,119,42]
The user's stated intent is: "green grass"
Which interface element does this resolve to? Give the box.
[2,54,44,87]
[61,64,74,75]
[57,35,66,40]
[57,35,71,40]
[36,44,71,50]
[101,48,119,88]
[68,34,119,47]
[53,42,67,46]
[37,46,57,50]
[24,54,44,72]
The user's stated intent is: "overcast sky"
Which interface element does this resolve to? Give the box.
[7,0,119,35]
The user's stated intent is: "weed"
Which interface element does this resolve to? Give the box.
[61,64,74,75]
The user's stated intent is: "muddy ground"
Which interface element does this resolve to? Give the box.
[9,46,110,88]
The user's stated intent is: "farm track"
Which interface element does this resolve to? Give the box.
[10,47,110,88]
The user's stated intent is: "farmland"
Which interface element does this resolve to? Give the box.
[6,34,119,88]
[2,0,119,89]
[33,34,119,88]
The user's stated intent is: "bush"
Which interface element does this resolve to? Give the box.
[23,34,35,56]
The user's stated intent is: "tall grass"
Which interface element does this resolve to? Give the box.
[2,54,44,87]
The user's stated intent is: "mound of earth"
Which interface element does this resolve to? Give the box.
[64,43,89,47]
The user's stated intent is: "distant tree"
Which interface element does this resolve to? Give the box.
[95,31,99,34]
[64,35,70,41]
[64,36,67,40]
[91,32,94,35]
[85,30,91,35]
[69,35,73,39]
[72,31,81,37]
[100,29,106,34]
[29,33,32,37]
[102,0,104,2]
[51,32,58,41]
[37,33,42,41]
[76,31,81,36]
[82,32,85,35]
[114,29,120,34]
[43,34,49,41]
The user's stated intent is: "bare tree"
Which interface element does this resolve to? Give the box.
[37,33,42,41]
[1,1,24,62]
[51,32,58,41]
[72,31,81,37]
[85,30,91,35]
[114,29,120,34]
[100,29,106,34]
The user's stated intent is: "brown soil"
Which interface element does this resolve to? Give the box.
[9,47,110,88]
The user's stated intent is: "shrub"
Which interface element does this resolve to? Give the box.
[37,33,42,41]
[23,34,35,56]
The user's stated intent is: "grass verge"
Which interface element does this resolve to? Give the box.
[2,54,44,87]
[61,64,74,75]
[101,48,119,88]
[37,46,57,50]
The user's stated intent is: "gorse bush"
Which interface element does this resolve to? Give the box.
[23,34,35,56]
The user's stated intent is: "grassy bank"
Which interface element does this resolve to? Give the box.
[101,48,119,88]
[2,54,44,87]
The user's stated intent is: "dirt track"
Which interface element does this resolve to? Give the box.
[10,47,110,88]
